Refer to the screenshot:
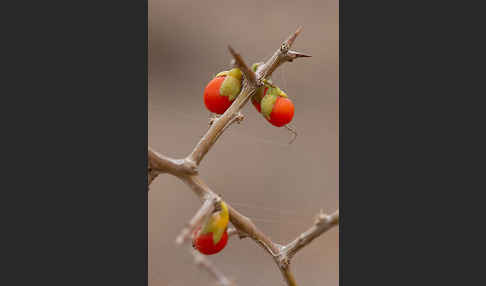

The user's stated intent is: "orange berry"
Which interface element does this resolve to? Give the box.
[203,68,242,114]
[267,97,295,127]
[257,86,294,127]
[203,76,232,114]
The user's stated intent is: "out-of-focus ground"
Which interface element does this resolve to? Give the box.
[149,0,338,285]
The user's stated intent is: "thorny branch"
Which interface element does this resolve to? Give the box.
[148,27,338,286]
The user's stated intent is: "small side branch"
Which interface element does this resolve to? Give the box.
[274,210,338,286]
[256,27,311,80]
[175,195,218,245]
[281,210,339,261]
[228,45,258,85]
[192,249,237,286]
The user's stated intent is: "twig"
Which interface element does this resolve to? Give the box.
[276,210,339,276]
[175,195,218,245]
[255,27,310,80]
[228,46,257,85]
[281,210,339,260]
[192,248,236,286]
[285,125,298,144]
[272,210,339,286]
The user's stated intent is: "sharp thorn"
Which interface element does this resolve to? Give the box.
[286,26,303,47]
[288,50,312,58]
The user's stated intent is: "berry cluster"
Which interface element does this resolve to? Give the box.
[203,66,295,127]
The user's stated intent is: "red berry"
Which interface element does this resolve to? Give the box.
[204,76,232,114]
[267,97,294,127]
[193,228,229,255]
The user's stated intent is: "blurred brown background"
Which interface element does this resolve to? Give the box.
[149,0,338,285]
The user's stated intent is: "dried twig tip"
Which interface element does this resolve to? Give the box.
[285,125,298,144]
[285,26,303,48]
[295,26,303,37]
[227,45,237,57]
